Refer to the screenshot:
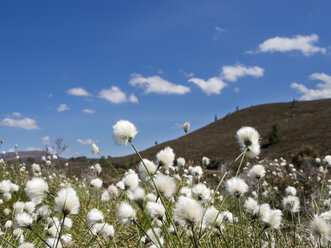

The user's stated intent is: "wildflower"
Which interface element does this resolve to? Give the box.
[24,201,36,214]
[127,187,145,208]
[138,159,157,181]
[309,215,330,239]
[236,126,260,158]
[91,143,99,154]
[282,196,300,213]
[14,212,33,229]
[183,122,190,133]
[176,157,186,167]
[86,208,104,226]
[146,193,158,202]
[189,166,203,179]
[156,146,175,168]
[154,174,176,198]
[323,155,331,166]
[61,234,72,244]
[225,177,249,197]
[36,205,51,221]
[173,196,203,227]
[116,202,136,224]
[179,187,192,198]
[220,211,237,223]
[92,223,115,238]
[25,178,49,204]
[146,201,165,221]
[13,201,25,214]
[54,187,80,216]
[248,165,266,179]
[101,191,110,202]
[32,163,41,174]
[5,220,13,228]
[192,183,211,202]
[113,120,138,144]
[90,178,103,189]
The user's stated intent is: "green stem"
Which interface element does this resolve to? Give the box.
[235,149,247,177]
[238,197,247,247]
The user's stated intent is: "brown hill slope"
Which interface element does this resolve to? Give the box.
[112,98,331,167]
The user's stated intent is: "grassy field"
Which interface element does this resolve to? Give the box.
[0,121,330,247]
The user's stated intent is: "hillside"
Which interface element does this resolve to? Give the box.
[111,98,331,167]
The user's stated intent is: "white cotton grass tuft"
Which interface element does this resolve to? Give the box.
[183,122,190,133]
[46,238,62,248]
[25,178,49,204]
[309,215,330,239]
[154,174,176,198]
[113,120,138,144]
[91,143,99,154]
[116,202,136,224]
[192,183,211,202]
[156,146,175,168]
[140,228,164,247]
[202,157,210,167]
[176,157,186,167]
[285,186,297,196]
[248,165,266,179]
[54,187,80,215]
[173,196,203,227]
[203,206,223,229]
[146,201,166,221]
[122,172,139,191]
[244,197,259,214]
[282,196,300,213]
[107,184,119,198]
[86,208,104,226]
[236,126,260,158]
[138,159,157,181]
[18,243,35,248]
[323,155,331,166]
[90,178,103,189]
[225,177,249,197]
[263,209,282,229]
[14,212,33,228]
[127,187,145,209]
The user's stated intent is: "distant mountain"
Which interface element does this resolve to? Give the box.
[111,98,331,166]
[0,151,64,162]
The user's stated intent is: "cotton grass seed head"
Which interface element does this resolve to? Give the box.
[116,202,136,224]
[309,215,330,239]
[25,178,49,204]
[174,196,203,227]
[282,196,300,213]
[236,126,260,158]
[154,174,176,198]
[176,157,186,167]
[91,143,99,154]
[14,212,33,229]
[226,177,249,197]
[285,186,297,196]
[248,165,266,179]
[156,146,175,168]
[146,201,165,221]
[192,183,211,202]
[138,159,157,181]
[113,120,138,144]
[183,122,190,133]
[122,172,139,191]
[54,187,80,216]
[86,208,104,226]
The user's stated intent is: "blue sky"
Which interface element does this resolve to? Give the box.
[0,0,330,158]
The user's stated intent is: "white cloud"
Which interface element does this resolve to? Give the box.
[291,72,331,100]
[57,104,69,112]
[254,34,326,56]
[41,136,51,145]
[129,74,190,95]
[12,112,21,117]
[82,109,95,114]
[221,65,264,82]
[99,86,138,104]
[26,147,43,151]
[67,87,91,96]
[213,26,225,40]
[0,117,39,130]
[234,87,240,93]
[77,138,94,145]
[188,77,227,95]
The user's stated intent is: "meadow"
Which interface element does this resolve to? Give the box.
[0,120,330,248]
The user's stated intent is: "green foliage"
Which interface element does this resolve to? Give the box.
[26,157,35,164]
[268,123,283,145]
